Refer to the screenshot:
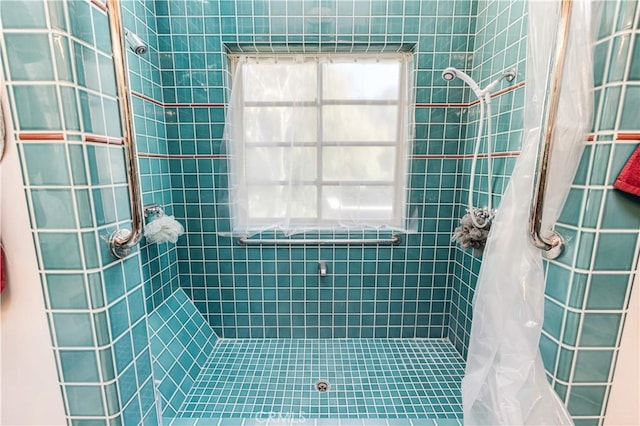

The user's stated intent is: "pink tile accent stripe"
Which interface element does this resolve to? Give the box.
[18,132,65,141]
[415,81,525,108]
[411,151,521,160]
[586,133,640,142]
[138,153,227,159]
[84,134,124,145]
[137,152,525,160]
[617,133,640,141]
[131,91,164,107]
[131,91,225,108]
[90,0,107,12]
[164,102,226,108]
[132,81,526,110]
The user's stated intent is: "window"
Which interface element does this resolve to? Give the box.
[227,54,412,234]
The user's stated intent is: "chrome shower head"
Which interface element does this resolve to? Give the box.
[125,30,147,55]
[442,67,457,81]
[442,67,482,97]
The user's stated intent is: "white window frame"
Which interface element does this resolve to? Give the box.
[229,53,412,233]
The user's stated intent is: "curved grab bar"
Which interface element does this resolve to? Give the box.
[529,0,573,259]
[106,0,144,259]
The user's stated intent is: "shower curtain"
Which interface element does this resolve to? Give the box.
[462,0,594,425]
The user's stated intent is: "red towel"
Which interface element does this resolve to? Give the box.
[614,144,640,197]
[0,246,5,293]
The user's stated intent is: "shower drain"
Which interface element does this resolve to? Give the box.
[315,380,330,392]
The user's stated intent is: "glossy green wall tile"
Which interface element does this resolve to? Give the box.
[13,85,62,130]
[39,232,83,269]
[2,0,638,424]
[65,385,105,416]
[586,273,630,310]
[59,350,101,382]
[0,0,47,29]
[5,33,54,80]
[46,273,89,309]
[31,189,76,229]
[53,313,95,347]
[1,0,156,422]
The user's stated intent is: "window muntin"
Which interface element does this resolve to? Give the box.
[230,54,411,232]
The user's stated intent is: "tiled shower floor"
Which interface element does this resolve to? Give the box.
[169,339,465,423]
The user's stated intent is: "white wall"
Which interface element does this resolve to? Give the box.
[605,258,640,426]
[0,80,66,425]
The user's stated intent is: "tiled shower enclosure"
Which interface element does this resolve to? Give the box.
[0,0,638,424]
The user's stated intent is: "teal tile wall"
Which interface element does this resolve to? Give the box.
[445,1,640,424]
[3,0,637,424]
[539,2,640,424]
[448,0,528,357]
[147,288,218,417]
[156,0,477,339]
[119,0,181,313]
[0,0,157,424]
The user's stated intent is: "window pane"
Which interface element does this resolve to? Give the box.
[323,147,395,181]
[322,61,400,101]
[245,147,317,182]
[243,62,317,102]
[323,105,398,142]
[322,185,395,221]
[234,54,409,230]
[244,107,317,143]
[248,185,317,219]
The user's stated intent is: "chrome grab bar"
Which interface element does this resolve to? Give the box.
[529,0,573,260]
[237,235,402,246]
[106,0,144,259]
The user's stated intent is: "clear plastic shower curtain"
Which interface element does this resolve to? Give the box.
[462,1,594,425]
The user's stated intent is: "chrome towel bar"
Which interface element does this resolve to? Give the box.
[529,0,573,259]
[237,235,402,246]
[106,0,144,259]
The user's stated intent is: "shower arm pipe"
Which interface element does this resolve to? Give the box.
[528,0,573,258]
[106,0,144,259]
